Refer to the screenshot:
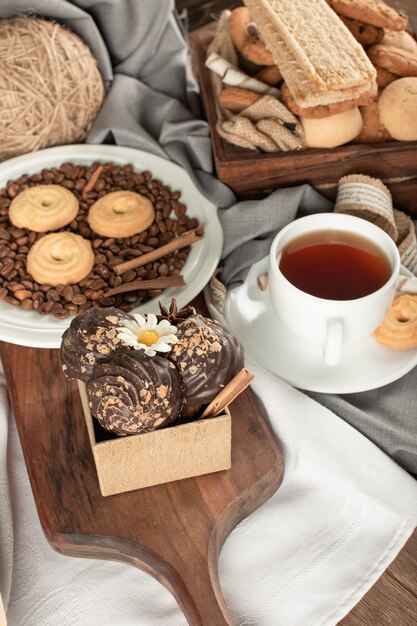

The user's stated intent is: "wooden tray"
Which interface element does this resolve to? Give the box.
[0,305,284,626]
[191,24,417,215]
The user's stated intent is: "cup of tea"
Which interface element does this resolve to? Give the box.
[268,213,400,366]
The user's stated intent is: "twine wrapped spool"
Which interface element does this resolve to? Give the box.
[0,15,105,161]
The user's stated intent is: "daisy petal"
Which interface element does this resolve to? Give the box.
[147,313,158,329]
[154,342,171,353]
[164,334,178,344]
[133,313,147,327]
[121,320,141,334]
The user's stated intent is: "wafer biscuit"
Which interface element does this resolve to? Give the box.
[243,0,376,107]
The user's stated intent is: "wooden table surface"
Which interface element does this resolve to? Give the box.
[183,1,417,624]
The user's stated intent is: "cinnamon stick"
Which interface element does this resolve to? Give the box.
[82,165,104,198]
[114,225,205,275]
[105,274,185,297]
[200,368,255,418]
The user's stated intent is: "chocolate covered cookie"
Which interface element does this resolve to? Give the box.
[61,307,134,382]
[87,348,185,435]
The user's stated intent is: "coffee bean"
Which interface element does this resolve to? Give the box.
[20,299,33,310]
[63,285,74,302]
[14,288,32,301]
[122,270,136,283]
[71,293,87,305]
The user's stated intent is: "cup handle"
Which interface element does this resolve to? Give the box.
[324,319,343,366]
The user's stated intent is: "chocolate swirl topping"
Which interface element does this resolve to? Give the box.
[169,314,244,406]
[60,307,134,382]
[87,349,185,436]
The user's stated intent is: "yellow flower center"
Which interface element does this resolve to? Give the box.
[138,330,159,347]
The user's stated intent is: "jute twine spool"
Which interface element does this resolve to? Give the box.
[334,174,417,274]
[0,15,105,161]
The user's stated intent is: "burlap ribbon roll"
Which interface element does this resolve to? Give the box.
[334,174,417,275]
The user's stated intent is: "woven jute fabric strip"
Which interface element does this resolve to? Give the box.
[218,95,305,152]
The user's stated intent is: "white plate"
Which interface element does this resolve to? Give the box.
[0,145,223,348]
[225,256,417,394]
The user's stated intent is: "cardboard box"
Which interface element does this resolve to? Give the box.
[78,380,232,496]
[191,29,417,217]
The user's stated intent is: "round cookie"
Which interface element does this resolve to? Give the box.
[357,92,392,143]
[368,43,417,77]
[228,6,273,66]
[61,307,136,382]
[375,65,399,88]
[327,0,408,31]
[378,77,417,140]
[280,81,377,119]
[87,190,155,238]
[373,295,417,350]
[381,30,417,55]
[300,107,363,148]
[339,14,383,46]
[9,184,79,232]
[27,232,94,285]
[87,349,185,435]
[255,65,282,86]
[219,86,262,112]
[168,312,244,417]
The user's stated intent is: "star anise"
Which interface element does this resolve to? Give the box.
[157,298,195,325]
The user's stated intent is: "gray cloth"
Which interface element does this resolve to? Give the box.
[2,0,416,474]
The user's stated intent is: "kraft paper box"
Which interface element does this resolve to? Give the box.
[78,380,232,497]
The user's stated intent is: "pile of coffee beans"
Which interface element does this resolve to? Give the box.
[0,161,199,319]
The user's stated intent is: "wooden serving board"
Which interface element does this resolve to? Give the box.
[0,314,284,625]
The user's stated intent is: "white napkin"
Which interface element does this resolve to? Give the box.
[1,353,417,626]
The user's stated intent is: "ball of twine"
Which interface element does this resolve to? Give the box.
[0,15,105,161]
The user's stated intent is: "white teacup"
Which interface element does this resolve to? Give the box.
[268,213,400,366]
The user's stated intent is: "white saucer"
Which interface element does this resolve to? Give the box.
[225,257,417,394]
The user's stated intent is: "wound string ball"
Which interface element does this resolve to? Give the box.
[0,15,105,161]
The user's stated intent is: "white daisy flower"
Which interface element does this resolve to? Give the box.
[117,313,178,357]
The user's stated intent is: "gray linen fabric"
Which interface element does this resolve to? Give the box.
[1,0,416,473]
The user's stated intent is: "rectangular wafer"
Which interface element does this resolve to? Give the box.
[243,0,376,107]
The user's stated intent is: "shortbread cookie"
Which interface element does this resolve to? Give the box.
[244,0,376,108]
[9,184,79,232]
[368,43,417,77]
[88,190,155,238]
[300,107,363,148]
[375,65,399,88]
[255,65,282,85]
[327,0,408,31]
[228,6,273,66]
[280,80,377,118]
[219,86,263,112]
[357,92,391,142]
[339,15,383,46]
[373,295,417,350]
[27,232,94,286]
[378,77,417,140]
